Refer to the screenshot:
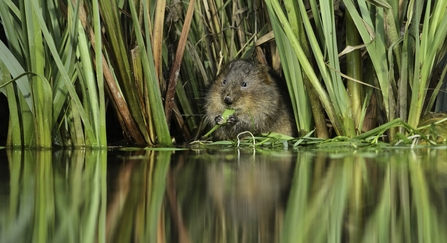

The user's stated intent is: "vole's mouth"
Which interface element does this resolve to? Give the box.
[225,107,241,113]
[224,104,237,109]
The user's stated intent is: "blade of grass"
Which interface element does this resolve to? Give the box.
[286,0,328,138]
[51,1,78,132]
[25,0,52,148]
[425,60,447,114]
[408,0,447,127]
[164,0,196,127]
[343,0,390,120]
[31,0,97,146]
[0,0,24,64]
[0,61,23,147]
[98,0,149,144]
[77,22,101,146]
[152,0,166,80]
[265,0,343,136]
[0,41,33,109]
[92,0,107,147]
[320,0,355,137]
[129,0,172,146]
[346,11,364,133]
[272,0,313,135]
[67,97,85,146]
[72,0,146,145]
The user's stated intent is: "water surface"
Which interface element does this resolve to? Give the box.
[1,147,446,243]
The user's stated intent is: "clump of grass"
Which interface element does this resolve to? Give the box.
[265,0,447,142]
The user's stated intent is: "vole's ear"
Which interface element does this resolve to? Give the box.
[244,60,258,75]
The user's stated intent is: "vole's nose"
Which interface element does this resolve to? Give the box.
[224,95,233,105]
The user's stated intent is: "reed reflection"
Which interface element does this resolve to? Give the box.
[1,148,447,243]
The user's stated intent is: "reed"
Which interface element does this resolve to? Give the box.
[267,0,447,141]
[0,0,105,148]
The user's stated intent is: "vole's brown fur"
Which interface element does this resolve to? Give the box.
[205,59,297,140]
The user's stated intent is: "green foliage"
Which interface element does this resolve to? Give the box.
[0,0,172,147]
[1,0,447,147]
[0,0,105,148]
[265,0,447,142]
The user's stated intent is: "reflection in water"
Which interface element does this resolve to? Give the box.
[106,150,171,243]
[171,149,294,243]
[0,149,108,243]
[0,148,447,242]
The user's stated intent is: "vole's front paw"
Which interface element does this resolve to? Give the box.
[215,115,225,125]
[215,115,238,125]
[227,115,238,124]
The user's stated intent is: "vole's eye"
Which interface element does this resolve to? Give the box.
[222,79,227,85]
[241,81,247,87]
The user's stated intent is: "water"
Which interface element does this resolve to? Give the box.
[1,147,447,243]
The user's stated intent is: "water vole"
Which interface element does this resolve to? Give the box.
[204,59,296,140]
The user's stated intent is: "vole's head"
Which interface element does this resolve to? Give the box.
[211,60,274,110]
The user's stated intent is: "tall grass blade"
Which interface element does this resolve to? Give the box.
[164,0,196,127]
[152,0,166,80]
[343,0,390,119]
[129,0,171,146]
[92,0,107,146]
[25,0,52,148]
[98,0,149,144]
[320,0,355,137]
[77,24,101,146]
[268,0,313,135]
[408,0,447,127]
[0,41,32,109]
[0,61,30,147]
[266,0,343,135]
[31,0,97,146]
[345,11,364,132]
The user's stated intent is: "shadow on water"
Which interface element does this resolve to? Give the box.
[1,147,447,243]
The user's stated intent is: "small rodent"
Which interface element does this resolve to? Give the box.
[204,59,297,140]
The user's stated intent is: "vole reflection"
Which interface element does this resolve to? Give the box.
[171,149,294,243]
